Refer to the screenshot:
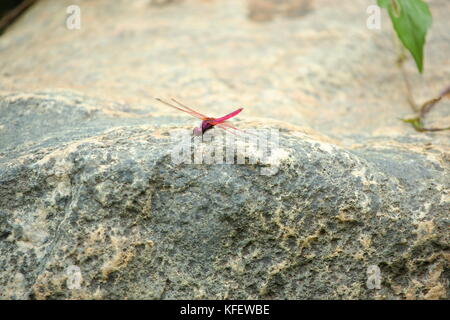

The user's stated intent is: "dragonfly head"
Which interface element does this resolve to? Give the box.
[193,127,203,136]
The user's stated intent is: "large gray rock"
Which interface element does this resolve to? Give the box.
[0,0,449,299]
[1,91,448,299]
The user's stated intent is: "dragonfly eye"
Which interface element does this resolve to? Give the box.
[193,127,203,136]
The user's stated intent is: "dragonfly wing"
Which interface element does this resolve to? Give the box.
[215,121,239,130]
[210,108,243,124]
[171,98,210,119]
[214,122,239,135]
[156,98,207,120]
[211,120,257,137]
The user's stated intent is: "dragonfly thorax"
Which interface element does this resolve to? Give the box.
[193,120,214,136]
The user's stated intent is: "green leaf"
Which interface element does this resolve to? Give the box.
[377,0,389,7]
[377,0,432,73]
[402,116,423,131]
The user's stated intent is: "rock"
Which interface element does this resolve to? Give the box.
[0,0,449,299]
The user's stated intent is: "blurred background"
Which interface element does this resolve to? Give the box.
[0,0,449,143]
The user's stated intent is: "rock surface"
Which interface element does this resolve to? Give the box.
[0,0,449,299]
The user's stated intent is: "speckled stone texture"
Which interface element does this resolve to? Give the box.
[0,0,449,299]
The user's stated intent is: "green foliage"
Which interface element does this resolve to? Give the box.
[401,116,423,131]
[377,0,432,73]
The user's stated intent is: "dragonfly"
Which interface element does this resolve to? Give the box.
[156,98,245,137]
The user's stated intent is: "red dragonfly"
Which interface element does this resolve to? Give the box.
[156,98,244,136]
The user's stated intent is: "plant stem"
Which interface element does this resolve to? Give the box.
[394,33,449,132]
